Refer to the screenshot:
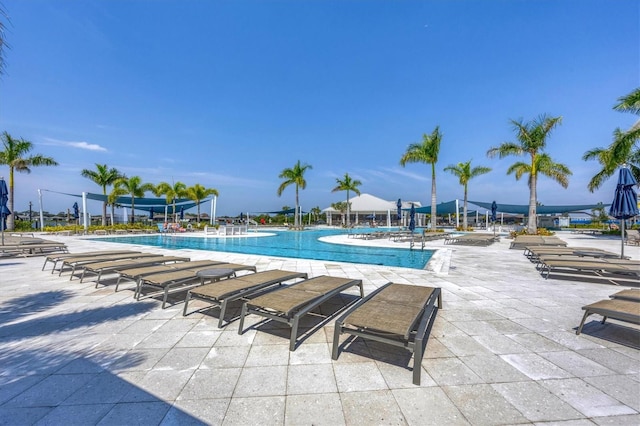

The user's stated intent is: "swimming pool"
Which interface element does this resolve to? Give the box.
[92,228,433,269]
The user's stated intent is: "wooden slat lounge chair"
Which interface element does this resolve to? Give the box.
[58,252,159,278]
[79,255,191,285]
[42,250,139,272]
[332,282,441,385]
[136,263,257,308]
[183,270,309,326]
[238,276,364,351]
[112,260,227,292]
[576,298,640,335]
[538,258,640,280]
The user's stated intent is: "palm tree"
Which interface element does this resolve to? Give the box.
[107,185,128,226]
[584,89,640,188]
[155,181,187,222]
[310,206,322,223]
[81,164,123,226]
[331,201,349,226]
[331,172,362,227]
[113,176,155,224]
[0,131,58,230]
[277,160,312,229]
[443,160,492,229]
[400,126,443,230]
[185,183,219,224]
[487,115,571,234]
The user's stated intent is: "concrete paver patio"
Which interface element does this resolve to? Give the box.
[0,230,638,425]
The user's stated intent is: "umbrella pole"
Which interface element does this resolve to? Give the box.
[620,219,625,259]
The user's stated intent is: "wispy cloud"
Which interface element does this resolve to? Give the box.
[382,167,429,182]
[42,138,108,152]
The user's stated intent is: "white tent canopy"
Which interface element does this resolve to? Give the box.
[323,193,422,227]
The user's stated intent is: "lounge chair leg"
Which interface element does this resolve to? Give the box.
[331,322,343,360]
[218,300,229,328]
[183,292,191,316]
[237,303,249,335]
[290,316,301,351]
[413,336,423,386]
[576,311,591,335]
[162,290,169,309]
[601,315,608,325]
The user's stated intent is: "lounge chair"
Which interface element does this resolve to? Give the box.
[42,250,139,272]
[626,229,640,246]
[79,255,191,285]
[523,246,615,261]
[58,252,159,278]
[183,269,309,326]
[1,241,68,257]
[113,260,227,292]
[576,298,640,335]
[444,233,496,246]
[136,263,257,308]
[538,258,640,280]
[332,282,441,385]
[510,235,567,250]
[610,289,640,302]
[238,275,364,351]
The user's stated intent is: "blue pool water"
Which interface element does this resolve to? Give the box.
[92,229,433,269]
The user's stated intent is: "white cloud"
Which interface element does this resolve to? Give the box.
[42,138,107,152]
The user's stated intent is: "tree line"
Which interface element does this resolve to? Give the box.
[1,88,638,232]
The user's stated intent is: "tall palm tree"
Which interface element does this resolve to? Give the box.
[277,160,312,229]
[331,172,362,227]
[0,131,58,230]
[81,164,123,226]
[443,160,492,229]
[487,115,571,234]
[155,181,187,222]
[400,126,443,230]
[185,183,219,224]
[113,176,155,224]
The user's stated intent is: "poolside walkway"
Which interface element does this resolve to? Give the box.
[0,231,638,425]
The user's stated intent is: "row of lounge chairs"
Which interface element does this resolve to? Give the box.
[509,234,567,250]
[40,249,443,385]
[577,289,640,335]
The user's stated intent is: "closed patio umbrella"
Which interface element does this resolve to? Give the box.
[409,203,416,232]
[609,166,639,258]
[397,199,402,223]
[72,202,79,220]
[180,206,185,220]
[0,177,9,245]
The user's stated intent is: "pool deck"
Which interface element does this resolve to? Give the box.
[0,230,638,425]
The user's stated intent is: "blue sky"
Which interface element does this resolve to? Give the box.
[1,0,638,217]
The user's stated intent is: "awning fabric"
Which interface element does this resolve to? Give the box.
[468,201,609,215]
[410,200,609,215]
[41,190,205,212]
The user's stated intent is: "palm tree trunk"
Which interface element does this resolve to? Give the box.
[102,201,107,226]
[430,164,437,230]
[346,190,350,227]
[463,185,468,230]
[197,202,201,224]
[294,187,299,228]
[528,175,537,234]
[7,167,15,231]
